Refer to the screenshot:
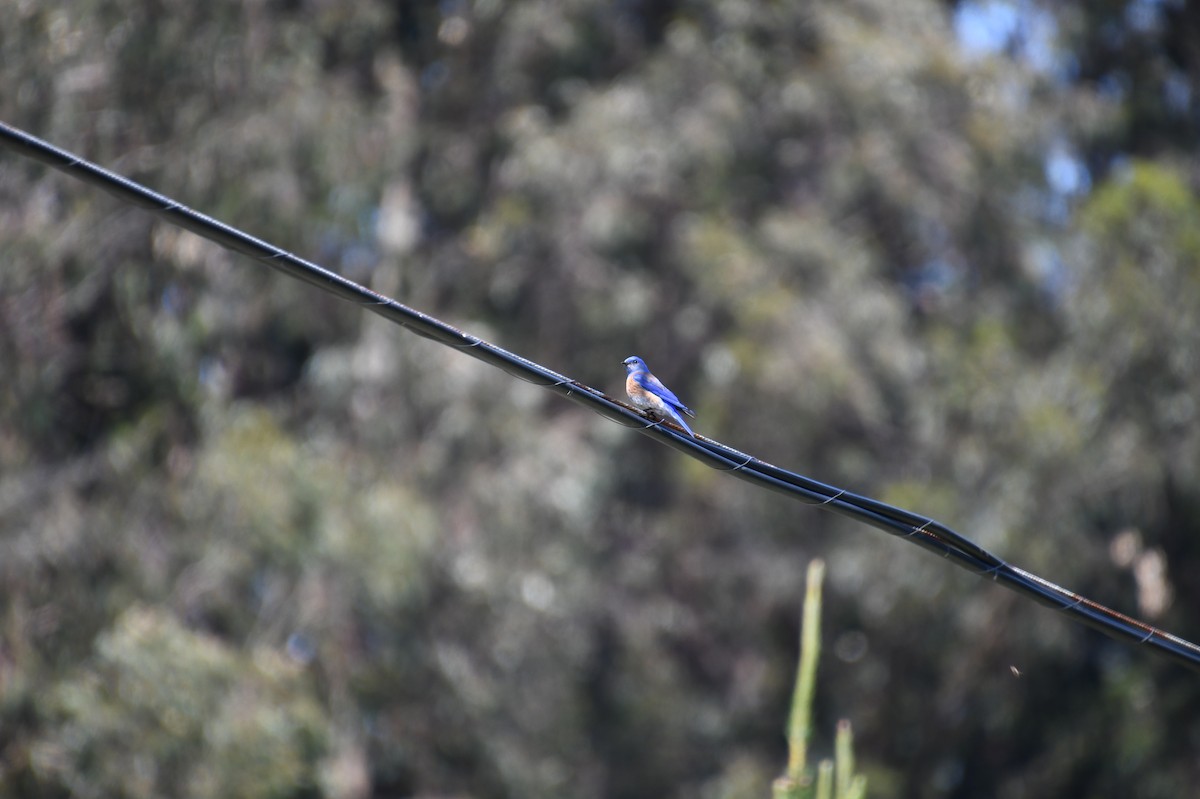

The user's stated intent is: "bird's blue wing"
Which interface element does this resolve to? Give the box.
[639,372,682,406]
[638,372,693,416]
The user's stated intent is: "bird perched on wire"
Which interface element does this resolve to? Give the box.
[623,355,697,437]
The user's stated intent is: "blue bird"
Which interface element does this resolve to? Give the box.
[623,355,697,437]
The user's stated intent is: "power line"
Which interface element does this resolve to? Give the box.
[3,120,1197,673]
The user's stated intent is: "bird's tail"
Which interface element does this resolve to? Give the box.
[664,406,696,437]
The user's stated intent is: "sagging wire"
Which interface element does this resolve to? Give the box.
[3,120,1197,674]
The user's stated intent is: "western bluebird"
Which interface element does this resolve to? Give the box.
[623,355,696,437]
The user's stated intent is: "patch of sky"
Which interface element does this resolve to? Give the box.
[953,1,1060,74]
[1044,140,1090,198]
[1124,0,1176,33]
[1038,141,1090,226]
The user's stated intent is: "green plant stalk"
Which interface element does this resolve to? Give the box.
[816,760,834,799]
[835,719,854,798]
[785,559,825,777]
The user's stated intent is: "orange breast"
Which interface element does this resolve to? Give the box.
[626,375,658,411]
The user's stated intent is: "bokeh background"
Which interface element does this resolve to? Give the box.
[3,1,1200,797]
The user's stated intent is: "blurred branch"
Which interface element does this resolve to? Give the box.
[4,120,1199,674]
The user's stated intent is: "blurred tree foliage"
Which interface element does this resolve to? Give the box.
[33,606,328,799]
[2,1,1198,797]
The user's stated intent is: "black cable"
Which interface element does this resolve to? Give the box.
[4,120,1197,673]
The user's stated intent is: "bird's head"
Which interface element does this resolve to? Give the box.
[623,356,647,373]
